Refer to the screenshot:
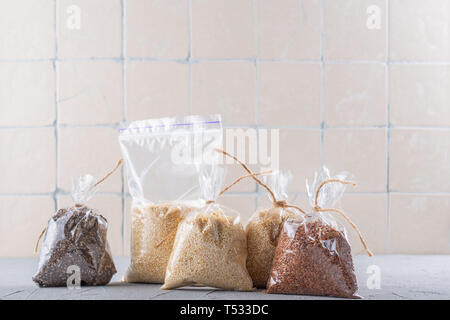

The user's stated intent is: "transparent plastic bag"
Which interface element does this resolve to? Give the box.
[119,115,222,283]
[266,166,371,298]
[123,202,197,283]
[161,165,253,291]
[32,164,120,287]
[246,171,302,288]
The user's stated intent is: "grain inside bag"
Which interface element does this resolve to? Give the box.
[245,171,304,288]
[33,160,121,287]
[266,167,373,298]
[119,115,223,283]
[217,150,306,289]
[161,161,255,291]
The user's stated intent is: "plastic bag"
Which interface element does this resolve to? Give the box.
[119,114,222,283]
[266,167,372,298]
[246,171,302,288]
[32,162,121,287]
[161,165,254,291]
[123,202,196,283]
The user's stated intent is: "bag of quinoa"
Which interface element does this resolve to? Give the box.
[266,166,373,298]
[161,160,254,291]
[32,160,121,287]
[119,115,222,284]
[245,171,305,288]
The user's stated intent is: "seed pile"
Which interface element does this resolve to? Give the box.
[162,207,253,291]
[246,207,299,288]
[124,203,190,283]
[266,217,359,298]
[32,205,116,287]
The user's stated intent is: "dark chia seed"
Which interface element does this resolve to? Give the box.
[33,205,116,287]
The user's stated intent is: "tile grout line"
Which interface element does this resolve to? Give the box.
[120,0,127,256]
[3,123,450,130]
[253,0,259,210]
[320,0,325,166]
[188,0,193,114]
[386,0,391,254]
[3,190,450,197]
[53,0,59,212]
[5,57,450,64]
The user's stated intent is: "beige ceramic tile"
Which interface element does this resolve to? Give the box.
[0,128,55,193]
[219,195,256,224]
[390,129,450,192]
[390,194,450,254]
[257,192,309,212]
[340,194,388,255]
[390,65,450,126]
[258,63,321,126]
[324,0,386,60]
[192,62,256,125]
[325,63,386,126]
[59,60,123,125]
[223,162,257,193]
[324,129,387,192]
[192,0,255,58]
[58,195,124,256]
[0,1,54,59]
[0,197,54,257]
[0,62,55,126]
[126,61,189,121]
[59,127,122,193]
[222,128,261,192]
[126,0,188,59]
[58,0,121,58]
[390,0,450,60]
[258,0,321,60]
[279,129,321,192]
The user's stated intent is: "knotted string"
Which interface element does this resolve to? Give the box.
[312,179,373,257]
[205,170,272,204]
[216,148,306,215]
[34,159,123,254]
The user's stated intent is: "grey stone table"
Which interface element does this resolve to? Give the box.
[0,255,448,300]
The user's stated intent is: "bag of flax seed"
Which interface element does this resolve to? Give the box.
[119,115,222,284]
[161,162,254,291]
[245,171,305,288]
[32,160,121,287]
[266,166,373,298]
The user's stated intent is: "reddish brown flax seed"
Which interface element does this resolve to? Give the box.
[266,218,360,299]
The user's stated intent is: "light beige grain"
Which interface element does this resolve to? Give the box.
[124,203,191,283]
[162,206,253,291]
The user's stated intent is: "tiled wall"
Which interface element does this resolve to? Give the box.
[0,0,449,257]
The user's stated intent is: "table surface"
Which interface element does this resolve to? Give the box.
[0,255,449,300]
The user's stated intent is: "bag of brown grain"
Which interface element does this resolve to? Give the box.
[161,162,254,291]
[32,160,121,287]
[266,166,373,298]
[215,150,305,288]
[245,171,305,288]
[119,115,223,283]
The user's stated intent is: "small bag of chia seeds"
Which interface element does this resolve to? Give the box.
[32,160,122,287]
[266,166,373,298]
